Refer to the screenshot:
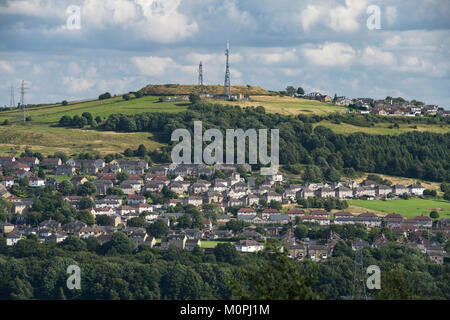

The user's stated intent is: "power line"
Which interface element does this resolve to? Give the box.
[20,80,28,123]
[9,85,15,108]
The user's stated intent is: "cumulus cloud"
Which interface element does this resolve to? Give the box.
[63,77,94,93]
[298,0,369,33]
[329,0,369,32]
[131,56,176,77]
[299,5,324,32]
[360,47,396,66]
[218,0,256,27]
[385,6,397,26]
[302,42,356,66]
[0,0,449,107]
[247,48,298,65]
[81,0,198,43]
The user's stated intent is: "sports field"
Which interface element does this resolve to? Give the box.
[200,241,230,248]
[348,199,450,218]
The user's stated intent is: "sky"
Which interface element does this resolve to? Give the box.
[0,0,449,107]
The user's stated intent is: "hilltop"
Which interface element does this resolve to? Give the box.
[140,84,270,96]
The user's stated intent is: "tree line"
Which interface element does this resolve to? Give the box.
[86,102,450,182]
[0,228,448,300]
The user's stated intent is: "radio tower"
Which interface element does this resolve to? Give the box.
[198,61,204,94]
[20,80,28,123]
[224,40,231,100]
[9,85,15,108]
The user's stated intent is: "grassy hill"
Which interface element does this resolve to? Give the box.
[0,96,187,125]
[0,94,347,156]
[215,95,346,116]
[0,95,182,156]
[141,84,270,96]
[0,91,448,157]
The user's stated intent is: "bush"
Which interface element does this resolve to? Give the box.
[430,211,439,219]
[99,92,112,100]
[423,189,437,197]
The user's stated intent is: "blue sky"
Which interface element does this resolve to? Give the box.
[0,0,449,107]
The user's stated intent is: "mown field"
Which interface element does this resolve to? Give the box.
[0,96,187,124]
[215,95,347,116]
[348,199,450,219]
[314,120,450,135]
[200,240,230,248]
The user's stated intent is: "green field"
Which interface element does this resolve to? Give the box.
[0,96,184,156]
[349,199,450,219]
[215,95,347,115]
[0,94,347,156]
[0,96,187,124]
[200,240,230,248]
[0,92,448,156]
[0,124,163,156]
[314,120,450,135]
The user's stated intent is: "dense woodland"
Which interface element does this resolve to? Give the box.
[0,229,448,300]
[65,102,450,182]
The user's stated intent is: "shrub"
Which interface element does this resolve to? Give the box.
[430,211,439,219]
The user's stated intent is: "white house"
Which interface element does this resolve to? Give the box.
[6,229,22,246]
[235,240,264,253]
[409,184,425,196]
[28,177,45,187]
[3,176,14,187]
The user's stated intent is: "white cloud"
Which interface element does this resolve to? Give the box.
[0,0,64,18]
[360,46,396,66]
[302,42,356,66]
[248,48,298,65]
[298,0,369,32]
[329,0,369,32]
[299,5,324,32]
[131,56,175,77]
[63,77,94,93]
[385,6,397,26]
[186,52,243,65]
[0,61,14,74]
[80,0,198,43]
[217,0,256,28]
